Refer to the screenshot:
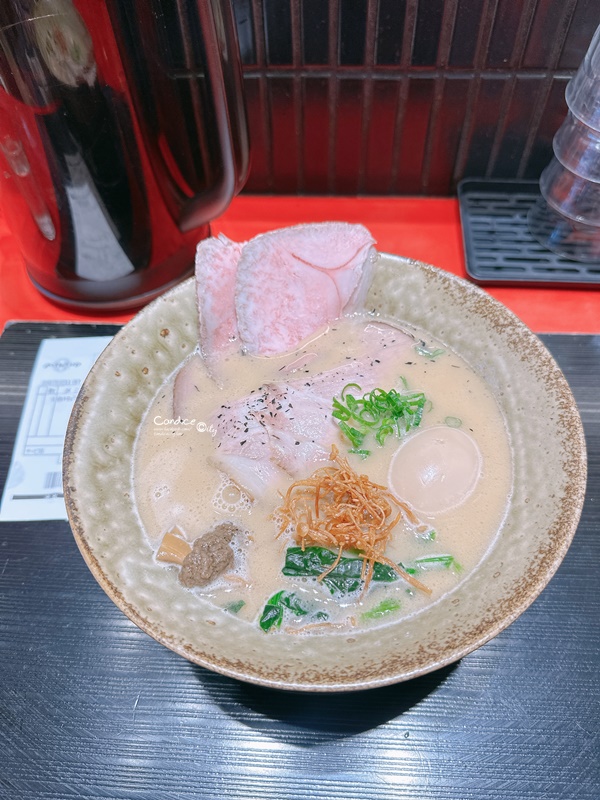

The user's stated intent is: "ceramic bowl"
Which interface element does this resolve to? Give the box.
[63,254,587,691]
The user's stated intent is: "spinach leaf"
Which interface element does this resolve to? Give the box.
[282,546,398,595]
[282,546,461,596]
[259,590,309,632]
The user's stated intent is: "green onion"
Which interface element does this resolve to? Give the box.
[445,416,462,428]
[332,380,428,456]
[362,597,402,620]
[349,448,371,459]
[225,599,245,614]
[341,383,362,400]
[401,555,462,574]
[415,344,446,359]
[337,420,366,449]
[332,397,351,421]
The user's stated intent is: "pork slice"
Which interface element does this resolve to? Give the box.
[208,388,288,500]
[265,360,381,476]
[211,453,288,502]
[207,322,415,498]
[235,222,376,356]
[195,234,244,368]
[209,380,333,500]
[208,373,357,499]
[172,353,204,420]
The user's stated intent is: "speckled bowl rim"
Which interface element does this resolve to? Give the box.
[63,254,587,692]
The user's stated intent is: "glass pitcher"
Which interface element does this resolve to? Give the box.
[0,0,250,309]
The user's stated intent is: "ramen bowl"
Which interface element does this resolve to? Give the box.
[63,254,587,691]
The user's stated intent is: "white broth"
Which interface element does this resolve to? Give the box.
[133,314,512,632]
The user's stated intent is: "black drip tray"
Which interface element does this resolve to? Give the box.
[458,178,600,288]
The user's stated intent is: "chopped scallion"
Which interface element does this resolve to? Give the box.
[341,382,362,400]
[415,344,446,359]
[349,448,371,459]
[445,416,462,428]
[362,597,402,620]
[225,599,245,614]
[402,555,462,573]
[332,380,428,456]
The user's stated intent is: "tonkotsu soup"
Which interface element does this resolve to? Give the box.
[133,314,512,634]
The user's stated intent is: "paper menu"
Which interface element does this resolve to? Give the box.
[0,336,113,522]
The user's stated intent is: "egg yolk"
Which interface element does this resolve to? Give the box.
[388,426,482,515]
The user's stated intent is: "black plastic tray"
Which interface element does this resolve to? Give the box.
[457,178,600,288]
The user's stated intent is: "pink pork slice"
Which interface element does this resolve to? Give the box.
[209,322,414,499]
[235,222,376,356]
[195,234,244,365]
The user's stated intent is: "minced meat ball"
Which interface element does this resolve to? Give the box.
[179,522,238,588]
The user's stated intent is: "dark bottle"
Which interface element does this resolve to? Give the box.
[0,0,249,309]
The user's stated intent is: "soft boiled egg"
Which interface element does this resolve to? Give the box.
[388,426,482,515]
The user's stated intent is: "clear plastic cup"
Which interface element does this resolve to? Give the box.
[553,111,600,181]
[566,25,600,129]
[539,157,600,225]
[528,154,600,262]
[528,152,600,261]
[528,194,600,262]
[528,25,600,261]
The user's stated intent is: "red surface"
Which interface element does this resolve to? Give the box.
[1,196,598,333]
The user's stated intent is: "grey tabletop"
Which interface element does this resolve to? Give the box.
[0,322,598,800]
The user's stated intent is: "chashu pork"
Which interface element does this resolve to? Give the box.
[194,222,376,366]
[208,322,414,499]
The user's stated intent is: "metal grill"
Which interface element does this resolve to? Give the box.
[232,0,600,195]
[458,179,600,287]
